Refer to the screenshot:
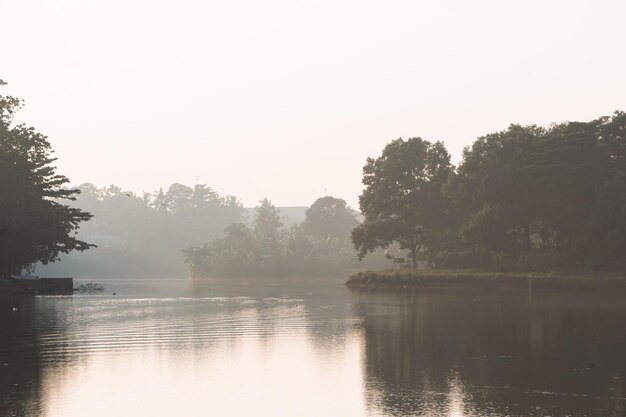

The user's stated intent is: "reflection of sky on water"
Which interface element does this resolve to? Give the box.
[3,285,367,417]
[1,279,626,417]
[40,331,366,417]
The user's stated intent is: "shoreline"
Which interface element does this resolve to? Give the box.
[345,269,626,292]
[0,277,74,294]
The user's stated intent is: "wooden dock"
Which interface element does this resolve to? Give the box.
[0,277,74,294]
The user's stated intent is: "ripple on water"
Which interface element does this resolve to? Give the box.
[0,296,314,361]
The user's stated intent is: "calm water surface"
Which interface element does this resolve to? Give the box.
[0,278,625,417]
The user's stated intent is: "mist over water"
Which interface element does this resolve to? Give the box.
[2,1,626,416]
[1,279,624,417]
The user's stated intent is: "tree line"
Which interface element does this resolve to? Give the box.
[39,182,244,277]
[1,77,366,278]
[4,78,626,276]
[1,79,248,278]
[183,196,370,277]
[354,111,626,270]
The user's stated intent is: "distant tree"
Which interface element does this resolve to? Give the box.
[191,184,220,209]
[184,200,365,278]
[286,224,315,257]
[302,196,358,241]
[352,138,454,268]
[77,182,101,200]
[221,223,257,258]
[223,195,242,211]
[183,222,257,276]
[100,185,123,200]
[43,181,243,278]
[253,198,283,254]
[0,80,94,277]
[164,183,193,214]
[151,188,168,212]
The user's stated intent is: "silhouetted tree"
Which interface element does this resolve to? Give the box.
[449,112,626,269]
[0,80,93,277]
[352,138,454,267]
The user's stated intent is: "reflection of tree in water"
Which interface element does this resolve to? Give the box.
[0,294,85,417]
[0,295,48,417]
[351,290,626,417]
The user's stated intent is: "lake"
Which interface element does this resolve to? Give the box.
[1,278,624,416]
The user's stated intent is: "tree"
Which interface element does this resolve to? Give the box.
[449,114,626,269]
[164,183,194,214]
[302,196,358,241]
[448,125,548,256]
[0,80,94,277]
[183,222,257,276]
[253,198,283,257]
[352,138,454,268]
[191,184,220,209]
[42,181,243,278]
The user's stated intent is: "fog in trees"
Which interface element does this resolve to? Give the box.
[184,196,382,278]
[4,79,626,278]
[37,183,244,278]
[3,2,626,415]
[14,108,626,278]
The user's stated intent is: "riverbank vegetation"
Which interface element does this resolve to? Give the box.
[354,111,626,272]
[183,197,383,277]
[346,269,626,291]
[4,77,626,281]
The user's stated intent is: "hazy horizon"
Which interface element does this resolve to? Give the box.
[3,0,625,207]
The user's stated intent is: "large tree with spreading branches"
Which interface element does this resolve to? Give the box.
[352,137,454,268]
[0,80,94,278]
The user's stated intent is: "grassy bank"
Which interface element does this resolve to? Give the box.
[346,269,626,292]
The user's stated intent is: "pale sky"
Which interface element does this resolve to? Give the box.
[2,0,625,208]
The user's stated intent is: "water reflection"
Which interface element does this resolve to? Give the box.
[352,291,626,416]
[2,280,366,417]
[1,280,625,416]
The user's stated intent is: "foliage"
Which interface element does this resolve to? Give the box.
[184,197,365,277]
[0,80,94,277]
[352,138,455,267]
[39,182,244,278]
[253,198,283,256]
[302,196,359,241]
[352,112,626,271]
[448,112,626,270]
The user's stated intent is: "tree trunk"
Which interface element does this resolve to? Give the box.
[409,242,421,269]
